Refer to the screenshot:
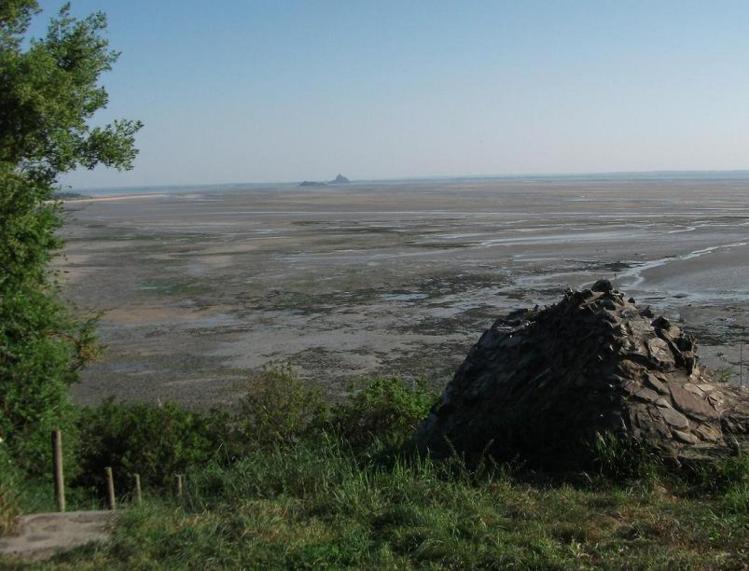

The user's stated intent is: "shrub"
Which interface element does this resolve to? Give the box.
[0,281,89,476]
[75,400,232,497]
[330,378,436,451]
[66,373,434,506]
[236,366,329,448]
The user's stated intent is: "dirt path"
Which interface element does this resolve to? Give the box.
[0,511,116,562]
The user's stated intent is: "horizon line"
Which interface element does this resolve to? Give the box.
[65,167,749,193]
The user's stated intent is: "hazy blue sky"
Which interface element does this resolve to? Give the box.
[32,1,749,188]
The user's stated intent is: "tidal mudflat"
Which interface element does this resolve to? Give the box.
[58,178,749,407]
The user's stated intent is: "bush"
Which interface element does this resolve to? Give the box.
[66,374,433,506]
[236,366,329,448]
[0,277,89,476]
[330,378,436,451]
[75,400,233,497]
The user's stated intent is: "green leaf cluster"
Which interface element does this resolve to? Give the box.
[0,0,141,474]
[76,400,232,494]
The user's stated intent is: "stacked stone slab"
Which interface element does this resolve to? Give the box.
[416,280,749,469]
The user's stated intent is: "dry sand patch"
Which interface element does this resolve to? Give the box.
[0,511,116,562]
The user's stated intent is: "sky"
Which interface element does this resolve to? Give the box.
[31,0,749,189]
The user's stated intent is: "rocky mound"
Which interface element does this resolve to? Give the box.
[416,280,749,469]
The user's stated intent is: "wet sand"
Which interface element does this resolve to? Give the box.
[57,178,749,407]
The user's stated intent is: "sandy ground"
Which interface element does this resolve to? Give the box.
[56,178,749,408]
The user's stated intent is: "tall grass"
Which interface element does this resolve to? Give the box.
[33,436,749,570]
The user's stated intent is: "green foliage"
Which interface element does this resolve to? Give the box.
[712,367,733,383]
[75,400,231,497]
[590,431,662,482]
[236,366,329,448]
[330,377,436,451]
[685,453,749,512]
[66,374,433,503]
[30,436,749,570]
[0,2,141,179]
[4,377,749,566]
[718,455,749,511]
[0,1,140,475]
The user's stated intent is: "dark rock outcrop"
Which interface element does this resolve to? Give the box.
[416,281,749,469]
[299,175,350,187]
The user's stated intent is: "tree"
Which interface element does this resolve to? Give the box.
[0,0,141,473]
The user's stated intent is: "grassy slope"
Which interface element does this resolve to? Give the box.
[9,442,749,570]
[2,375,748,569]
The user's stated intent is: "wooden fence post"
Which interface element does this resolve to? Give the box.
[105,467,116,510]
[52,430,65,513]
[740,343,744,387]
[134,473,142,505]
[176,474,183,498]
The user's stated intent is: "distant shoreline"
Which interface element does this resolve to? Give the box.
[66,169,749,197]
[60,193,165,203]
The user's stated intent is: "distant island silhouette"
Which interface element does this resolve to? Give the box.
[299,174,351,187]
